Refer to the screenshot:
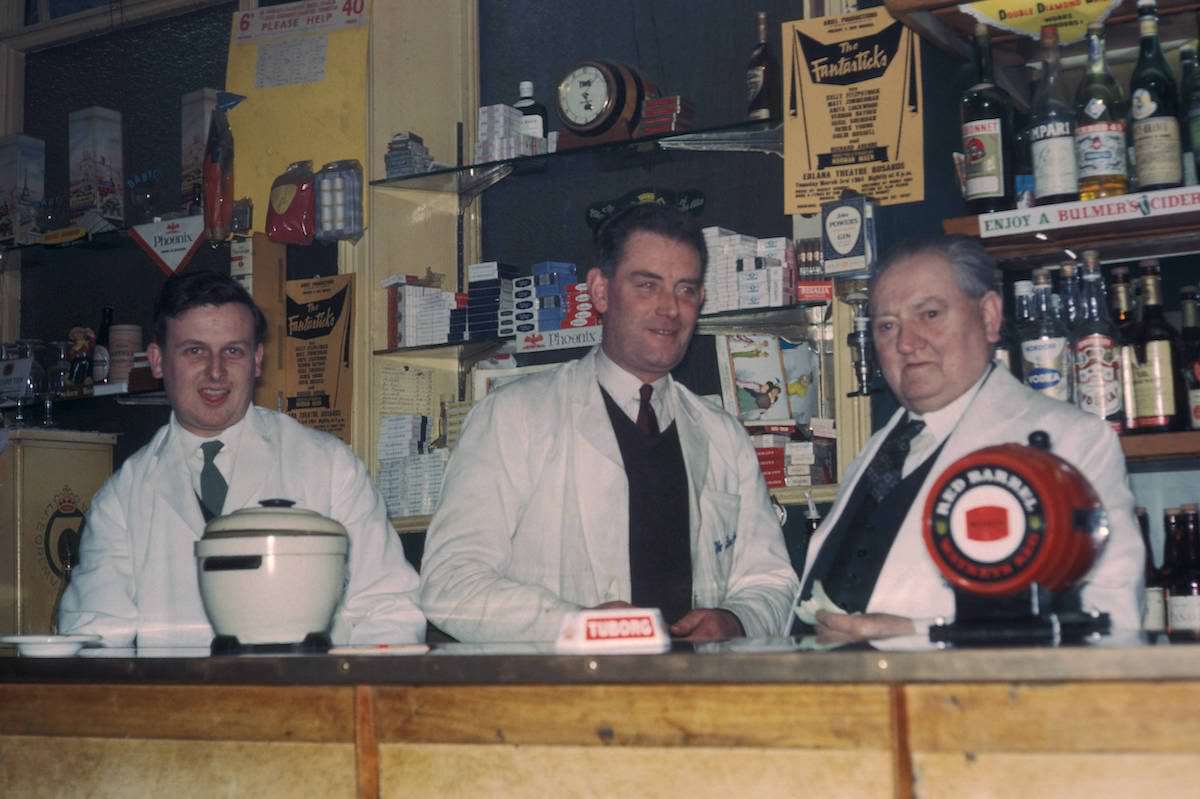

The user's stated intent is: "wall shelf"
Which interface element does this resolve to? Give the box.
[1120,430,1200,463]
[943,185,1200,269]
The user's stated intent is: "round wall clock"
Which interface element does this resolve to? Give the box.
[556,60,652,138]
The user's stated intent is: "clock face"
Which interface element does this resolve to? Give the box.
[558,64,612,129]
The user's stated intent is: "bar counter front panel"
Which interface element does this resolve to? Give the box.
[4,638,1200,798]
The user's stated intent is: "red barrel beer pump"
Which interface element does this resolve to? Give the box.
[922,431,1112,645]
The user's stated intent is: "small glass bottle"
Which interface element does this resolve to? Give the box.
[514,81,548,139]
[1029,26,1078,204]
[746,11,781,122]
[1075,22,1128,200]
[1138,506,1167,633]
[1130,0,1183,191]
[1020,269,1074,402]
[961,23,1015,214]
[1129,260,1185,432]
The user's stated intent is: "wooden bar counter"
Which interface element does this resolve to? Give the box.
[3,637,1200,798]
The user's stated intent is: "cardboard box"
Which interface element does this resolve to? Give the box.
[0,134,44,246]
[181,88,218,207]
[285,274,354,444]
[69,106,124,223]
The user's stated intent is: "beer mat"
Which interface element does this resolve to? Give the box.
[327,643,431,656]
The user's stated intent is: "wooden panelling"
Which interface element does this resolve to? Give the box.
[912,752,1200,798]
[379,743,893,799]
[0,684,356,743]
[905,681,1200,754]
[0,735,356,799]
[373,683,894,749]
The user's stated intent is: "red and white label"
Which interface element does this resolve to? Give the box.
[585,615,656,641]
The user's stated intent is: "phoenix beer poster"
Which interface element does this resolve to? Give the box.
[285,273,354,444]
[784,8,924,214]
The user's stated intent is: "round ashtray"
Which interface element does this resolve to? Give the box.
[1,634,101,657]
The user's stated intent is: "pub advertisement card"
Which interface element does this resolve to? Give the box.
[285,274,353,444]
[783,8,924,214]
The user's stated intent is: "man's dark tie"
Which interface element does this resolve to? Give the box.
[200,440,227,519]
[863,415,925,503]
[637,384,659,436]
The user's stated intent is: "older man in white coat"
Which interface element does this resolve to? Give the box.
[800,236,1143,641]
[419,203,798,643]
[59,271,424,648]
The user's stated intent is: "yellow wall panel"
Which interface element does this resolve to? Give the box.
[224,5,369,234]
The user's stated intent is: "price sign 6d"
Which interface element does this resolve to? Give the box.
[235,0,366,42]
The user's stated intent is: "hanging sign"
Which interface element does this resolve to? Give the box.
[959,0,1121,45]
[784,8,924,215]
[285,274,354,444]
[128,215,206,276]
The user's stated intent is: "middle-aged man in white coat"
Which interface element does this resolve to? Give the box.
[59,270,424,648]
[800,236,1143,641]
[419,203,799,643]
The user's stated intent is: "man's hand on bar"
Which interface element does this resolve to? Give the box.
[670,609,745,642]
[814,610,915,643]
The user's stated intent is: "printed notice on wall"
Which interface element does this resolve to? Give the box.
[784,8,924,214]
[285,274,354,444]
[256,34,328,88]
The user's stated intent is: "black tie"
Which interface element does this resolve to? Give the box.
[637,384,659,436]
[200,440,227,519]
[863,415,925,503]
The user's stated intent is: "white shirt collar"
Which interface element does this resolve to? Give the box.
[902,365,992,476]
[171,407,252,493]
[594,348,674,428]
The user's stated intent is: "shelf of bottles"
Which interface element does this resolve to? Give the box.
[994,250,1200,463]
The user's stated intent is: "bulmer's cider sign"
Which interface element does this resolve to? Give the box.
[784,8,924,214]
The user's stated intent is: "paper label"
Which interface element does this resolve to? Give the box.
[1132,339,1177,424]
[963,118,1004,199]
[1169,593,1200,630]
[1133,116,1182,186]
[1076,122,1126,179]
[1032,135,1078,198]
[1074,333,1122,419]
[1021,336,1071,401]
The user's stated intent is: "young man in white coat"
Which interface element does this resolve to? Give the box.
[800,236,1143,642]
[58,271,425,647]
[419,203,799,643]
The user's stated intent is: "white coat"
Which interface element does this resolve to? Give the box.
[418,349,800,642]
[801,368,1144,630]
[58,406,425,647]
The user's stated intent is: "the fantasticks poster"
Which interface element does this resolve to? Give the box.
[285,274,353,444]
[784,8,924,214]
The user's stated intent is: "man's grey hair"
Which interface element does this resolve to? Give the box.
[868,235,997,304]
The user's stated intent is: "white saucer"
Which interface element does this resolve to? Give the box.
[1,634,101,657]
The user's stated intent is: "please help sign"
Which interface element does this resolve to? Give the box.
[234,0,365,42]
[556,607,671,654]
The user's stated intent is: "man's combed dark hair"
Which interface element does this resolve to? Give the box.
[153,269,268,346]
[595,202,708,278]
